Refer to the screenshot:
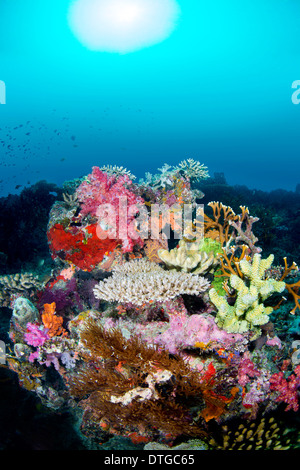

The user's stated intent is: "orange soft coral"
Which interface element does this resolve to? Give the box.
[41,302,67,337]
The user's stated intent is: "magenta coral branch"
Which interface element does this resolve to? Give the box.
[270,366,300,412]
[75,167,145,252]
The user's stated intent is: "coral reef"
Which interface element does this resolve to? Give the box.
[3,162,300,450]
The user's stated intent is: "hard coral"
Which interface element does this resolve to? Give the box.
[209,254,286,338]
[93,259,210,306]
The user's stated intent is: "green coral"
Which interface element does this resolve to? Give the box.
[209,253,286,338]
[210,268,227,296]
[199,238,222,257]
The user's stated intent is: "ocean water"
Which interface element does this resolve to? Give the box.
[0,0,300,195]
[1,0,300,453]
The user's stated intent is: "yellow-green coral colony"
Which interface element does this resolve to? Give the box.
[209,254,286,337]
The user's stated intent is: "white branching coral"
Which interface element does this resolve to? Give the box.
[139,159,209,188]
[112,258,164,275]
[93,259,210,306]
[174,159,210,182]
[99,165,136,180]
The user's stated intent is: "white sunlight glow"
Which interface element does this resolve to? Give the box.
[68,0,180,53]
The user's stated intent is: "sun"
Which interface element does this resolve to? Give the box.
[68,0,180,53]
[110,2,142,25]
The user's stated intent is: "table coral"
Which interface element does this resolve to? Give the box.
[93,259,210,306]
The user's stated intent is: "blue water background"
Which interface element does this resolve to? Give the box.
[0,0,300,196]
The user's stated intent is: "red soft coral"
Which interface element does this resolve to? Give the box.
[269,365,300,412]
[48,223,119,272]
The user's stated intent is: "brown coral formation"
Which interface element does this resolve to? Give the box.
[0,272,42,306]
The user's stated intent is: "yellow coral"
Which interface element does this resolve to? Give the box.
[209,254,285,337]
[157,238,217,275]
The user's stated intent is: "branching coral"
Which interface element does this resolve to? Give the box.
[278,257,300,314]
[174,159,210,182]
[139,159,208,206]
[203,201,238,248]
[209,254,286,337]
[143,238,168,263]
[99,165,136,180]
[93,259,210,306]
[203,202,261,255]
[6,160,300,449]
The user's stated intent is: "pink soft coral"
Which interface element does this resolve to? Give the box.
[75,167,144,252]
[154,313,245,355]
[237,352,261,387]
[24,322,50,347]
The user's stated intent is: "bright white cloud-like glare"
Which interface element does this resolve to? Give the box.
[68,0,180,53]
